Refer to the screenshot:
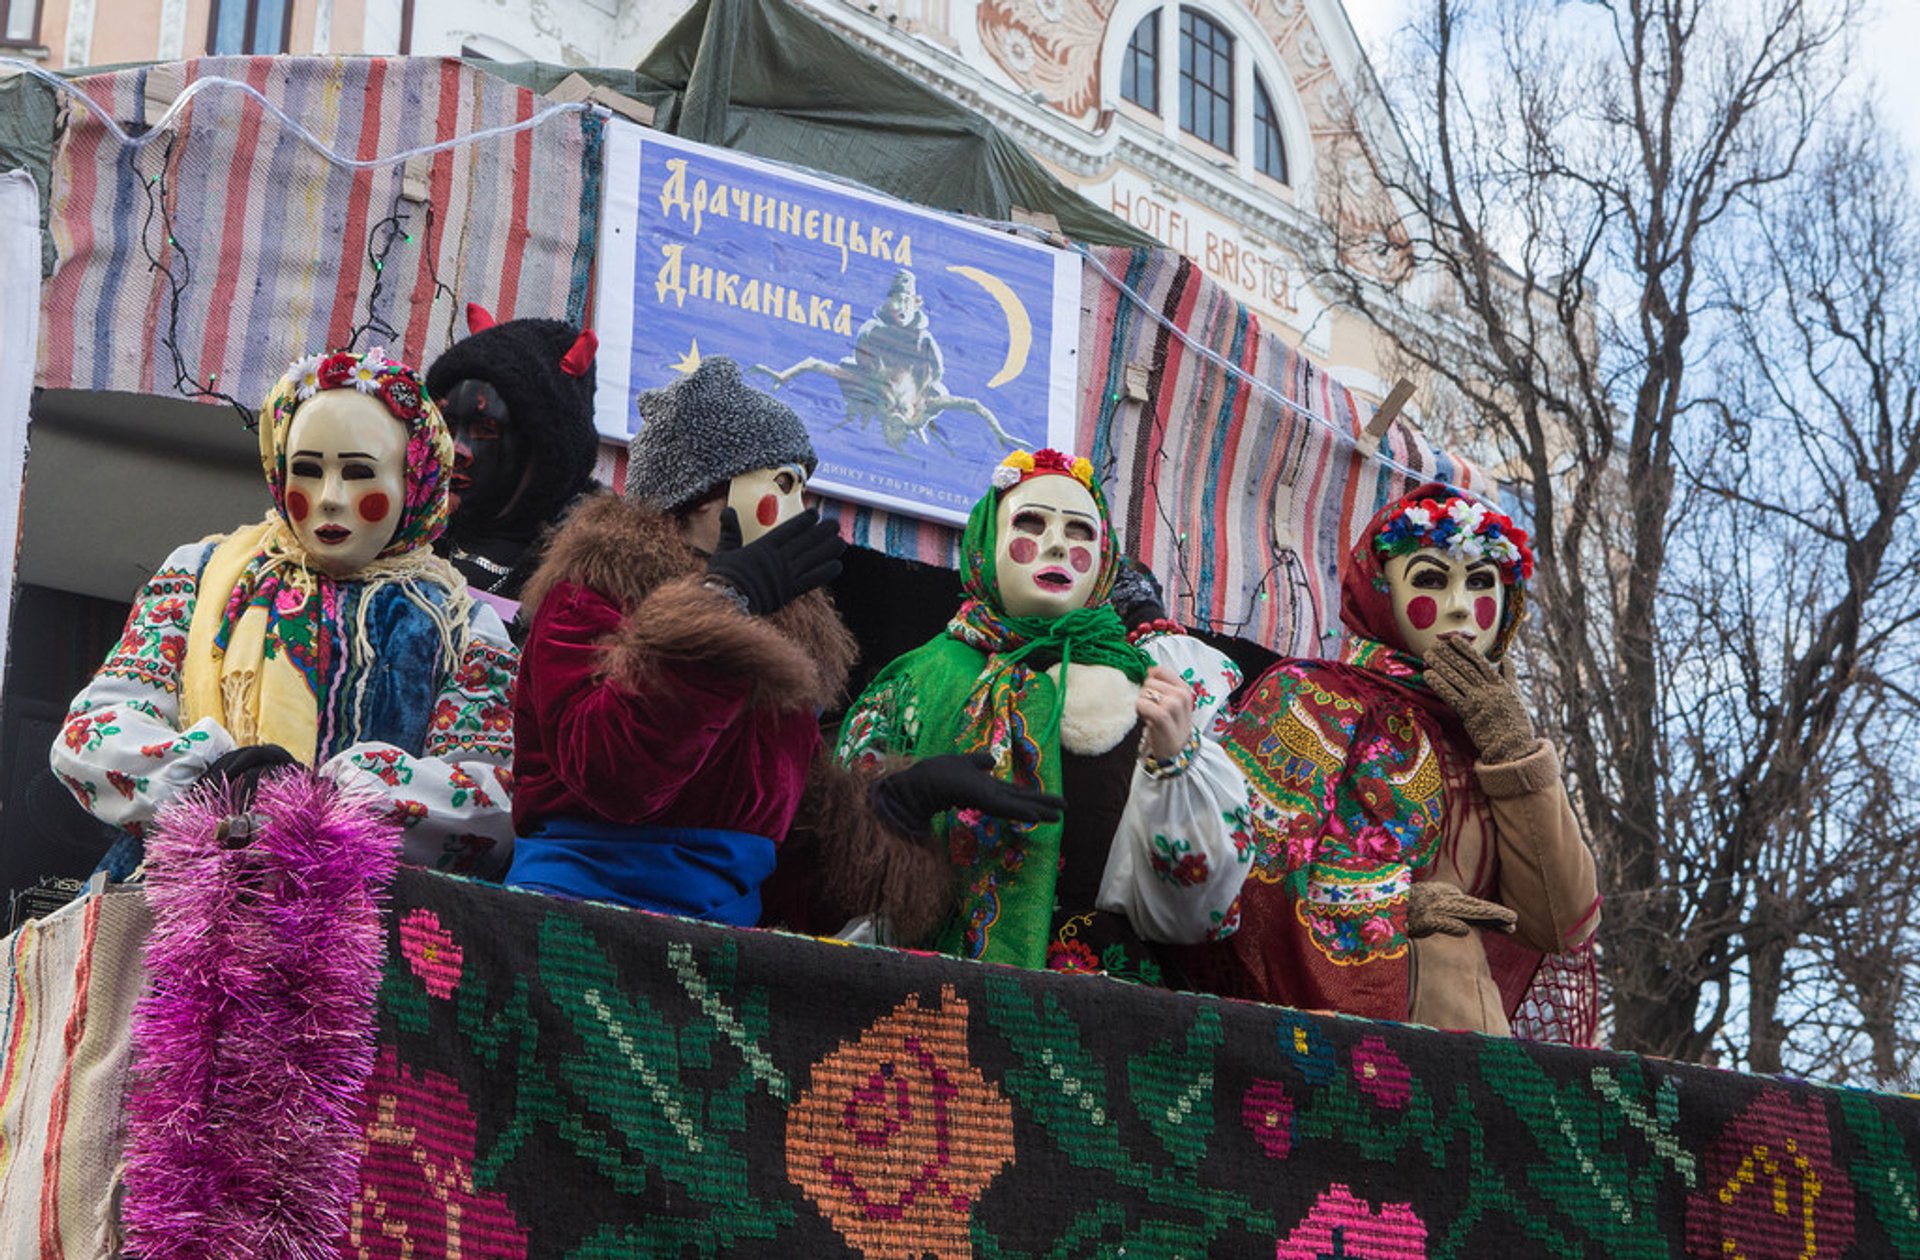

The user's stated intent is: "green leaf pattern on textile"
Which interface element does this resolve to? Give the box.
[1840,1090,1920,1256]
[537,915,790,1251]
[381,909,796,1257]
[1127,1006,1222,1169]
[981,974,1271,1253]
[1433,1039,1672,1258]
[372,879,1920,1257]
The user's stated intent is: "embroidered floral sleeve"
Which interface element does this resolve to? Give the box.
[322,602,518,880]
[1097,634,1254,943]
[50,543,239,835]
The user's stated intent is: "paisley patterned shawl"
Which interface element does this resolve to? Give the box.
[1204,482,1528,1017]
[1221,635,1465,965]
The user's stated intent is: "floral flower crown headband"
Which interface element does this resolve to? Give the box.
[1374,492,1535,583]
[989,447,1096,492]
[269,348,430,431]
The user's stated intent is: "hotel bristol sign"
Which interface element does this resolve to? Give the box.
[1082,168,1328,353]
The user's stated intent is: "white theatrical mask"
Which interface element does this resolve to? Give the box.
[1385,547,1506,660]
[726,462,809,544]
[282,389,410,577]
[996,474,1102,619]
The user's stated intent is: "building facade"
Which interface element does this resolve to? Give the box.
[793,0,1429,404]
[3,0,677,90]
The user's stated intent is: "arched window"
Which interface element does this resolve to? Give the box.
[1121,11,1160,114]
[1108,5,1298,188]
[1253,74,1287,182]
[1179,9,1234,152]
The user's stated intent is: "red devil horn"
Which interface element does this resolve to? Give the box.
[560,328,599,378]
[465,302,497,333]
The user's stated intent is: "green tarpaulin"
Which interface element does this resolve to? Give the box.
[481,0,1153,248]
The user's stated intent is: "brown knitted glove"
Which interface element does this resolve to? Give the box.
[1407,880,1518,938]
[1424,636,1537,764]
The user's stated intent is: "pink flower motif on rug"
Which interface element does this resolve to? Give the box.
[347,1046,529,1258]
[399,907,463,999]
[1275,1184,1427,1259]
[1350,1035,1412,1111]
[1242,1079,1293,1159]
[1685,1089,1855,1259]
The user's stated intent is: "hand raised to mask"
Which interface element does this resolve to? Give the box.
[1424,636,1536,765]
[1135,663,1196,762]
[1109,561,1170,631]
[870,752,1067,836]
[703,507,845,615]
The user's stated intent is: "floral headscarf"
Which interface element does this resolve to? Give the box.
[1341,482,1533,664]
[956,448,1129,635]
[262,349,454,557]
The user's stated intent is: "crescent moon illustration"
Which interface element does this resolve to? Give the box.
[945,264,1033,388]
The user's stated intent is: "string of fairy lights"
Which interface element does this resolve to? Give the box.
[6,56,1436,640]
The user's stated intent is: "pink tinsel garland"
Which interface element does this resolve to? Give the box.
[124,770,399,1259]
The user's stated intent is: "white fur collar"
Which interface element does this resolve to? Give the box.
[1048,662,1140,756]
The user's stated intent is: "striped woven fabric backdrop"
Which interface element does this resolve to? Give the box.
[1073,246,1480,657]
[37,56,604,413]
[32,54,1474,657]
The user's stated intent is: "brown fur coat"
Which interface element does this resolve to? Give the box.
[518,495,950,939]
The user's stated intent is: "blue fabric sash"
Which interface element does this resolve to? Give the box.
[507,817,777,927]
[321,582,446,760]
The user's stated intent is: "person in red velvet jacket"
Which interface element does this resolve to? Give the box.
[506,357,1057,931]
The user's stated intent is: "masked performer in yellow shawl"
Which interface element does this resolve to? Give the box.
[53,349,517,877]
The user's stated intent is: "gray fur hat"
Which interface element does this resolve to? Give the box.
[624,356,818,512]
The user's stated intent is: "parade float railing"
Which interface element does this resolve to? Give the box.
[4,864,1917,1259]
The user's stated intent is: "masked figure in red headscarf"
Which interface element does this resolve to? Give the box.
[1177,483,1600,1035]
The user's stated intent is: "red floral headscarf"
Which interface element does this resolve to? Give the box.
[1340,482,1532,663]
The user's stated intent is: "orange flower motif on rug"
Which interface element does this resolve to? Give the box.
[786,986,1015,1259]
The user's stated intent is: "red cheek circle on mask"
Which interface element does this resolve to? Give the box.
[756,494,779,528]
[286,490,310,522]
[356,492,392,524]
[1068,547,1093,573]
[1407,596,1438,630]
[1008,537,1038,564]
[1475,597,1498,630]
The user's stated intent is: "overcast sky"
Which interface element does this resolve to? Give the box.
[1341,0,1920,165]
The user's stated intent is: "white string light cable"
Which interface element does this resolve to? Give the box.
[0,56,1429,480]
[0,56,604,171]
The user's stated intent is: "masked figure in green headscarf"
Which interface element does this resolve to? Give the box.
[837,449,1253,980]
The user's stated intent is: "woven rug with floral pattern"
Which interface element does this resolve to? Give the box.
[351,867,1920,1259]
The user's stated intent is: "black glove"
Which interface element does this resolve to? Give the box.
[871,752,1066,835]
[1110,558,1169,630]
[703,508,846,615]
[198,744,298,807]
